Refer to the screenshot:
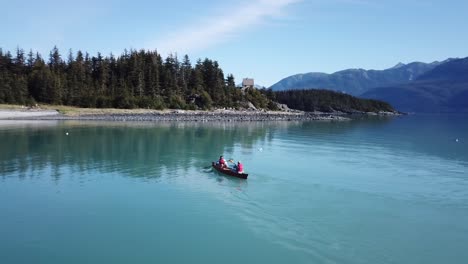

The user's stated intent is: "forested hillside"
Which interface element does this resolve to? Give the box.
[0,47,274,110]
[270,89,395,113]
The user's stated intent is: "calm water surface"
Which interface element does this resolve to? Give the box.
[1,115,467,264]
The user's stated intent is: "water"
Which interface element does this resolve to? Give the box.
[0,115,467,264]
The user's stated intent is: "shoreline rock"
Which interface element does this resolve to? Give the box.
[0,108,402,122]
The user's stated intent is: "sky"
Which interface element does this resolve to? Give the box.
[2,0,468,87]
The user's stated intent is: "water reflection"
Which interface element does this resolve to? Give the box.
[1,115,466,181]
[0,121,280,180]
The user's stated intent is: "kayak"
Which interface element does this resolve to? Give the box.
[212,162,248,179]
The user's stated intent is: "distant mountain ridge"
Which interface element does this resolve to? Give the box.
[270,60,450,95]
[362,57,468,113]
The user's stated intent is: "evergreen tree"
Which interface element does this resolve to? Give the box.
[48,46,64,104]
[14,47,25,75]
[226,74,235,88]
[180,54,191,96]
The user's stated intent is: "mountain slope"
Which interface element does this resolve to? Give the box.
[270,61,444,95]
[362,58,468,113]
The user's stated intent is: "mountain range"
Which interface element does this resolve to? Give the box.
[362,58,468,113]
[270,60,449,95]
[269,58,467,112]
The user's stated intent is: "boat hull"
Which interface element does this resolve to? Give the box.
[212,162,248,179]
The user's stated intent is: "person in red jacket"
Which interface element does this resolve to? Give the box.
[218,155,227,168]
[236,161,244,173]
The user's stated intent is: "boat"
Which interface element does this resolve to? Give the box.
[212,162,248,179]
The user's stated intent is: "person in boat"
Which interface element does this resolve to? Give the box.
[218,155,227,168]
[234,161,244,173]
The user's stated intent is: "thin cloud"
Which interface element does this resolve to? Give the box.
[148,0,301,55]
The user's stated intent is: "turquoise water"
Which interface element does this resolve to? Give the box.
[1,115,467,264]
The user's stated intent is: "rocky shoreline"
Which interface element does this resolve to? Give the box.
[0,108,401,122]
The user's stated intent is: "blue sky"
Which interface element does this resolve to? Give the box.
[2,0,468,86]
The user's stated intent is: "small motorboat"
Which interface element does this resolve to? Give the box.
[212,162,248,179]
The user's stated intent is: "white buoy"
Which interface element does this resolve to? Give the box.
[455,138,459,142]
[66,132,69,136]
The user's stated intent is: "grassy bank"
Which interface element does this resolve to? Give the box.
[0,104,178,116]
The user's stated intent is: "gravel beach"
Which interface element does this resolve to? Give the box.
[0,109,60,119]
[0,109,351,122]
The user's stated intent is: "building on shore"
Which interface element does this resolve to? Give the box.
[242,78,254,89]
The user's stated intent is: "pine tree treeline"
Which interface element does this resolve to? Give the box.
[0,47,275,110]
[267,89,395,113]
